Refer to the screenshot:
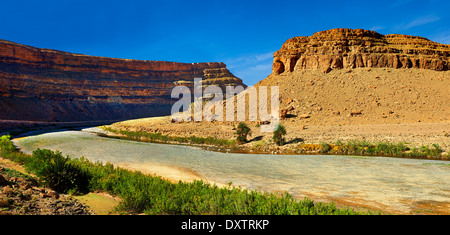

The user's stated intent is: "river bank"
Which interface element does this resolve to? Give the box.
[12,129,450,214]
[4,133,371,215]
[100,120,450,160]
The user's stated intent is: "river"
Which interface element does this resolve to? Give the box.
[12,128,450,214]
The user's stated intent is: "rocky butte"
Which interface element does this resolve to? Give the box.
[0,39,245,130]
[272,28,449,74]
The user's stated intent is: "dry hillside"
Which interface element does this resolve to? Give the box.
[108,29,450,152]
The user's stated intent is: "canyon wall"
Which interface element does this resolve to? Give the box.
[0,39,245,129]
[272,28,450,74]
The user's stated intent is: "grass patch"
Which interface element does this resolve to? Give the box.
[72,193,120,215]
[299,140,448,160]
[422,163,450,166]
[0,165,36,182]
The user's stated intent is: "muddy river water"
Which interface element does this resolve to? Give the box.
[12,128,449,214]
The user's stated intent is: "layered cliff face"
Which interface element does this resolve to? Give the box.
[0,39,245,128]
[272,28,450,75]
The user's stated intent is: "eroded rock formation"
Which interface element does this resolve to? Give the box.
[0,39,245,127]
[272,28,450,74]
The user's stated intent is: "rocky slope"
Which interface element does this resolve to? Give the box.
[0,39,245,130]
[0,163,92,215]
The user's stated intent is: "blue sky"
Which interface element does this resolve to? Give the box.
[1,0,449,86]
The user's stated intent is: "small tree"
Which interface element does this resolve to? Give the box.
[273,124,287,146]
[235,122,251,144]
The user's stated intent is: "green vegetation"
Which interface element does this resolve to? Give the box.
[273,124,287,146]
[423,162,450,166]
[0,135,28,164]
[27,149,91,194]
[235,123,251,144]
[102,126,236,148]
[0,164,35,182]
[299,140,448,159]
[1,135,371,215]
[1,135,90,194]
[319,142,332,153]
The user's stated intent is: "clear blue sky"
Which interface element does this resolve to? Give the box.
[1,0,449,85]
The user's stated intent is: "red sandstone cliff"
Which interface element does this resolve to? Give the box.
[272,28,450,74]
[0,39,245,129]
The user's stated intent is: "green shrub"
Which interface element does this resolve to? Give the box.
[273,124,286,146]
[0,135,28,164]
[415,144,444,158]
[235,123,251,144]
[25,149,57,176]
[26,149,91,194]
[320,143,332,153]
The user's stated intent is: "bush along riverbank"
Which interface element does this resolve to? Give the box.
[101,126,449,160]
[296,141,448,160]
[0,135,374,215]
[0,135,92,215]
